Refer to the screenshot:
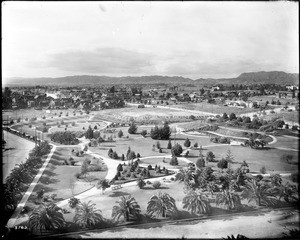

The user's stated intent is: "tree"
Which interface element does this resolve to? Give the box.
[156,141,161,149]
[241,179,276,206]
[147,192,177,218]
[169,156,178,166]
[229,113,237,121]
[216,190,241,210]
[136,177,146,189]
[85,126,94,139]
[184,138,191,148]
[112,195,141,222]
[171,143,183,156]
[167,140,172,149]
[117,163,123,172]
[150,125,160,139]
[225,149,234,163]
[272,183,298,203]
[222,113,228,120]
[81,160,89,178]
[28,203,65,234]
[140,130,147,137]
[128,122,137,134]
[97,179,110,194]
[196,157,205,169]
[74,201,103,228]
[175,169,196,190]
[127,151,136,160]
[117,130,124,138]
[206,151,216,162]
[182,190,211,215]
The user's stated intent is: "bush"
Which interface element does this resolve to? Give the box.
[196,157,205,168]
[171,143,183,156]
[167,140,172,149]
[140,130,147,137]
[128,122,138,134]
[170,156,178,166]
[217,159,228,169]
[260,166,267,174]
[152,181,161,189]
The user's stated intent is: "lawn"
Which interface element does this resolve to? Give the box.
[25,146,108,211]
[185,145,298,174]
[139,156,188,169]
[171,102,261,115]
[90,107,209,124]
[248,95,298,105]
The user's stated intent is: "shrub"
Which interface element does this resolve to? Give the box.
[140,130,147,137]
[217,159,228,169]
[184,138,191,148]
[171,143,183,156]
[152,181,161,189]
[260,166,267,174]
[117,130,124,138]
[196,157,205,168]
[170,156,178,166]
[127,151,136,160]
[159,148,163,153]
[194,142,198,148]
[206,151,216,162]
[128,122,138,134]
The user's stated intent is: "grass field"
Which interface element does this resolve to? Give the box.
[25,146,108,211]
[171,102,261,115]
[248,95,298,105]
[90,107,208,124]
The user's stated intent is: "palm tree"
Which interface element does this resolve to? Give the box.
[182,190,211,215]
[273,183,298,203]
[147,192,177,218]
[175,169,196,190]
[112,195,141,222]
[241,179,276,206]
[73,201,103,228]
[28,203,65,234]
[216,189,242,210]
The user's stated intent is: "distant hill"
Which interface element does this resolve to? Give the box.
[195,71,299,86]
[4,71,299,87]
[4,75,193,87]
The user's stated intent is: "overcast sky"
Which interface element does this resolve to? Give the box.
[2,1,299,82]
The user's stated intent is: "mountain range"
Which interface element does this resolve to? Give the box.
[4,71,299,87]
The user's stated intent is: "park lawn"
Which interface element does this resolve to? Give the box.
[172,102,260,115]
[271,136,299,150]
[49,120,107,133]
[90,107,208,124]
[139,157,188,169]
[248,95,298,105]
[186,145,298,173]
[25,146,108,210]
[262,110,299,123]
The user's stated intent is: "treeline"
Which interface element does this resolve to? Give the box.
[3,141,51,223]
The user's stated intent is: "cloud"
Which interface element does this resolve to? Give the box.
[45,48,155,75]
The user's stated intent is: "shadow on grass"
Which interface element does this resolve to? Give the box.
[142,186,169,190]
[42,169,58,177]
[39,175,60,185]
[108,191,131,198]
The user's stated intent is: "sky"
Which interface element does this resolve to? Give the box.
[2,1,299,83]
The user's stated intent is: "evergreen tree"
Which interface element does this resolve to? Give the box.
[85,125,94,139]
[150,125,160,139]
[128,122,137,134]
[184,138,191,148]
[167,140,172,149]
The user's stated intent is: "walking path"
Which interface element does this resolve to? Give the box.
[6,144,57,228]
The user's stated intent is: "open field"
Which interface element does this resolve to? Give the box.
[248,95,299,105]
[170,102,262,115]
[24,146,108,211]
[90,107,209,124]
[185,144,298,173]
